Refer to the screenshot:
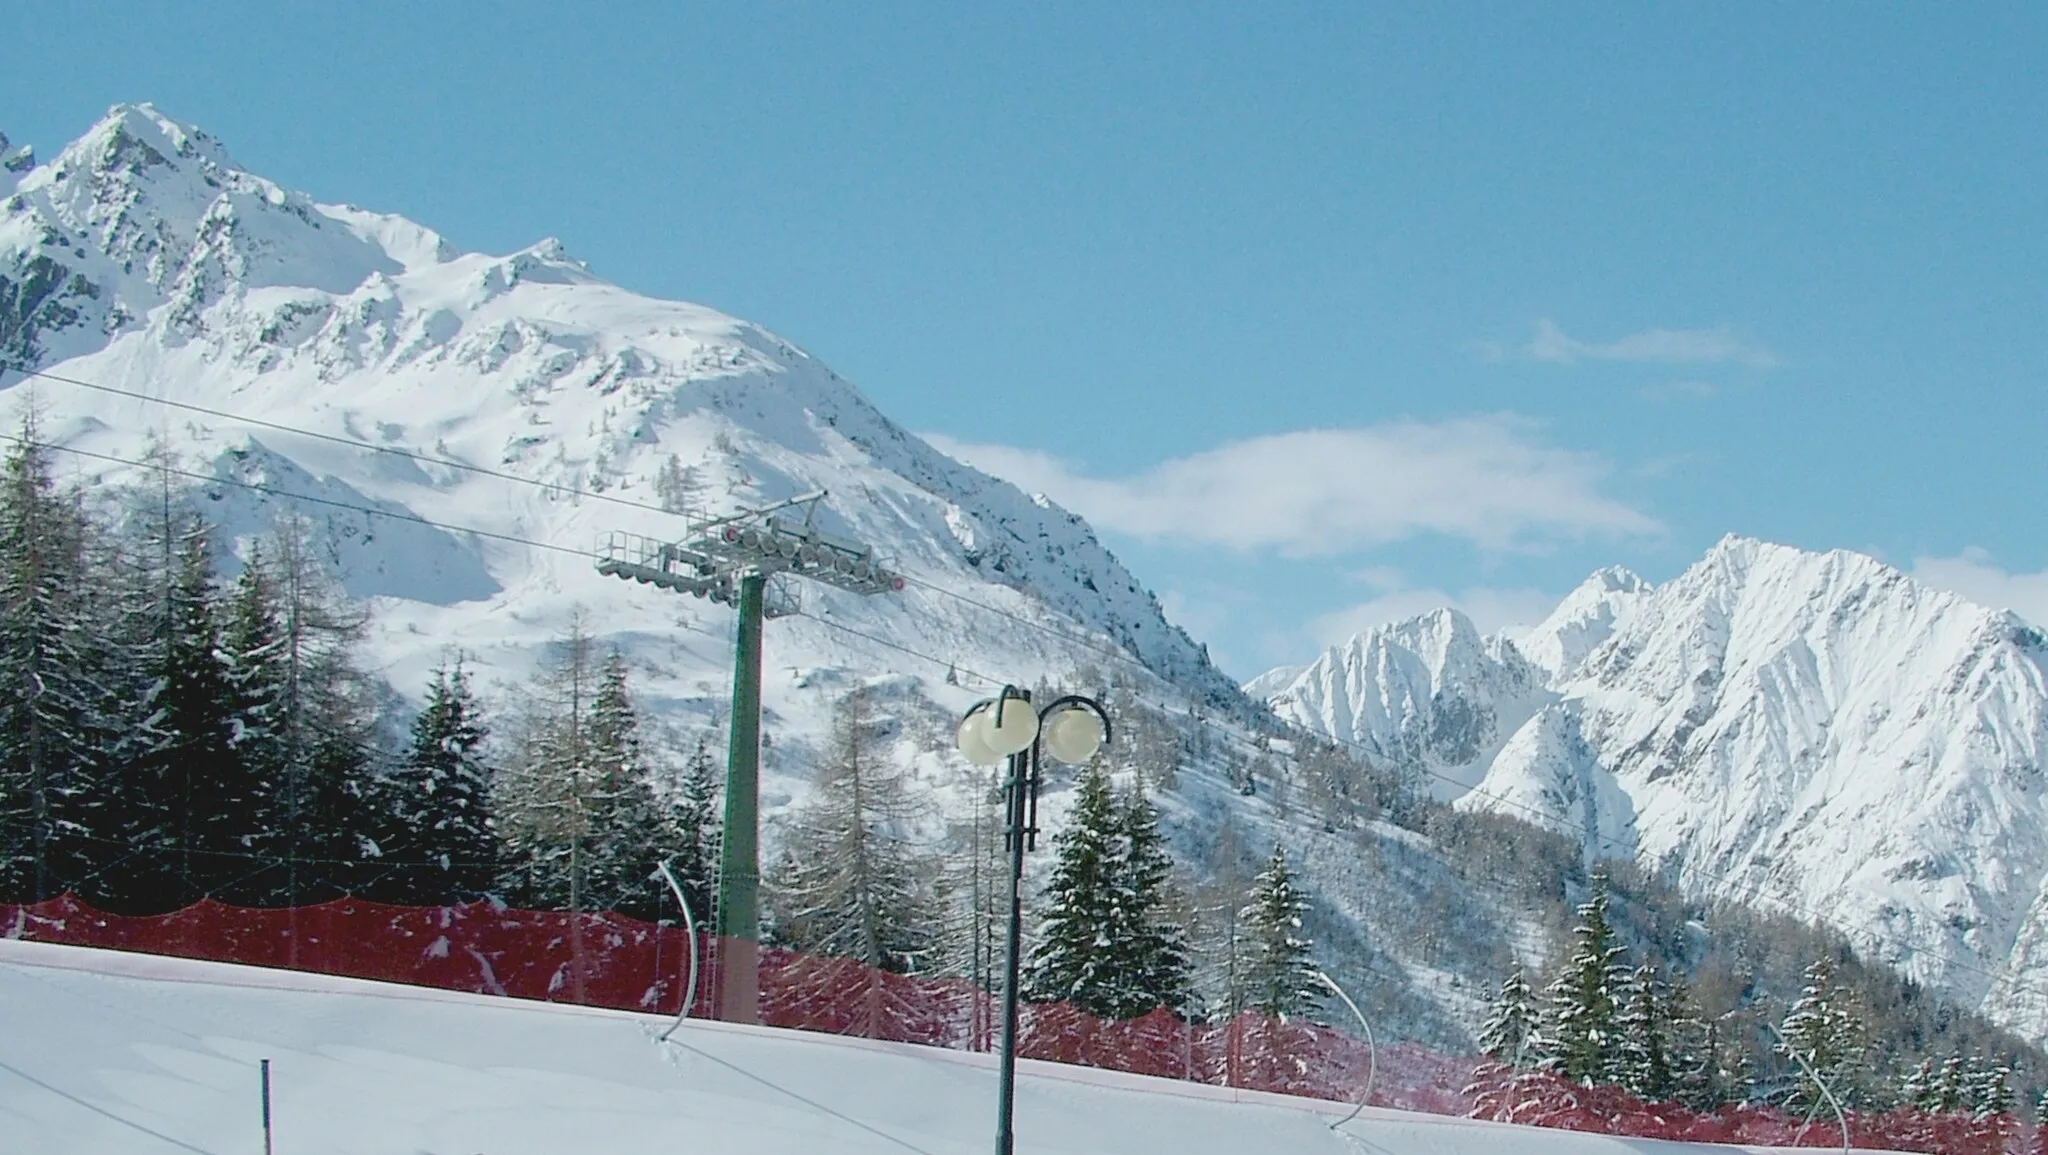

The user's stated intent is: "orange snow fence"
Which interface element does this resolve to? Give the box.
[1,895,2031,1153]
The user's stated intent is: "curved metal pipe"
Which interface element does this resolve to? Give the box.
[656,860,701,1043]
[1763,1020,1850,1155]
[1314,970,1377,1131]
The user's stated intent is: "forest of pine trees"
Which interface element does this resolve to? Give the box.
[0,434,718,919]
[1463,874,2041,1119]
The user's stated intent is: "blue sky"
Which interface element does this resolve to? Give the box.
[9,3,2047,677]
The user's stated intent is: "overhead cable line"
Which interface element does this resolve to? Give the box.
[17,363,1160,675]
[4,377,2031,1007]
[35,440,598,560]
[11,363,660,517]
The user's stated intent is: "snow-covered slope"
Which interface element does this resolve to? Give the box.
[0,939,1885,1154]
[1273,535,2048,1042]
[1517,566,1651,682]
[1257,608,1552,798]
[0,104,1240,740]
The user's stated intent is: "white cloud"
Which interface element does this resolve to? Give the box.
[1912,548,2048,628]
[1526,318,1778,368]
[924,417,1659,556]
[1309,585,1560,646]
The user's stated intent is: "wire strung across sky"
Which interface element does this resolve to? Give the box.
[5,366,2037,1007]
[12,362,1159,676]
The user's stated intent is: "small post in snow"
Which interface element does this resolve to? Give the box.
[260,1058,273,1155]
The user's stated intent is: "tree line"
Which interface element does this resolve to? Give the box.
[763,683,1326,1025]
[1474,877,2034,1119]
[0,430,718,919]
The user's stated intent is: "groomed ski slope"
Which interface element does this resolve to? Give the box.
[0,941,1900,1155]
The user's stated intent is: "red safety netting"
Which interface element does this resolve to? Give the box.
[3,895,2036,1154]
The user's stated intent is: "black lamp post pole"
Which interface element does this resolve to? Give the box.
[969,689,1105,1155]
[994,741,1033,1155]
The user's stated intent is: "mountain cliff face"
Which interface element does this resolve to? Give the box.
[0,105,1240,725]
[1263,608,1552,799]
[1263,534,2048,1040]
[1514,566,1650,682]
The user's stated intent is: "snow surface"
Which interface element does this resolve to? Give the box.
[0,938,1893,1154]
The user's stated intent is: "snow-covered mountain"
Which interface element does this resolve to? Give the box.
[1514,566,1651,682]
[1264,534,2048,1041]
[1260,609,1552,799]
[0,104,1241,734]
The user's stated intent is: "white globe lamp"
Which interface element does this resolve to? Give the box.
[956,708,1006,766]
[983,697,1040,757]
[1041,706,1106,765]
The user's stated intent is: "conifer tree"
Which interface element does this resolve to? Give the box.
[495,629,682,919]
[1901,1057,1938,1111]
[1237,843,1323,1021]
[1025,763,1189,1019]
[1931,1054,1969,1113]
[1615,964,1676,1101]
[1967,1062,2012,1118]
[214,521,382,904]
[0,427,112,902]
[580,650,674,920]
[653,453,706,517]
[378,660,495,904]
[770,685,936,971]
[669,737,721,924]
[103,485,235,912]
[495,620,603,913]
[1116,780,1192,1016]
[1478,965,1542,1067]
[1777,957,1865,1112]
[212,543,289,900]
[1540,877,1629,1085]
[1660,975,1732,1111]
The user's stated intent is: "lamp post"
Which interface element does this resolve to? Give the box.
[955,686,1110,1155]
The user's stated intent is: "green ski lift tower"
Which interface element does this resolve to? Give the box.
[597,489,902,1022]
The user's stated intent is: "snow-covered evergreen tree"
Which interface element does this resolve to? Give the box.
[1615,964,1676,1101]
[1967,1061,2012,1118]
[1901,1057,1938,1110]
[1237,842,1322,1021]
[0,426,113,902]
[668,737,721,925]
[581,650,678,921]
[1659,975,1733,1111]
[1540,877,1628,1085]
[1776,957,1864,1112]
[214,519,383,904]
[494,629,683,920]
[1116,780,1192,1016]
[378,659,496,904]
[769,685,937,972]
[653,453,706,517]
[1478,965,1542,1067]
[1026,762,1190,1019]
[102,474,235,912]
[1933,1054,1969,1113]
